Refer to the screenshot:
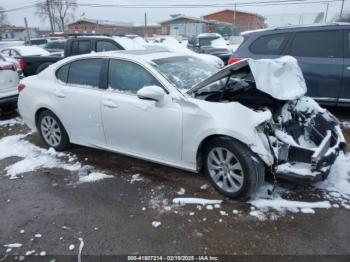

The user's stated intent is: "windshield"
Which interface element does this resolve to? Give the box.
[151,56,218,91]
[199,37,227,48]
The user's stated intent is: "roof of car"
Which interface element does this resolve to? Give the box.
[241,22,350,35]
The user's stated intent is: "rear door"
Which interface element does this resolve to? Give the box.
[287,29,343,105]
[340,29,350,105]
[52,58,106,146]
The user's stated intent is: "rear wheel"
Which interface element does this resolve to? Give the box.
[38,110,70,151]
[203,137,265,200]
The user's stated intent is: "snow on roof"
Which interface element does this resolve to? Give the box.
[67,18,133,27]
[159,14,204,24]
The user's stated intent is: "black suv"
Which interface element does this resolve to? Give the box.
[231,23,350,107]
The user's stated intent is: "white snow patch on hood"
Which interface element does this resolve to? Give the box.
[248,56,307,100]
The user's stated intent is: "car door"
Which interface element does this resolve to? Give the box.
[286,29,343,105]
[101,59,182,163]
[52,58,106,146]
[339,29,350,106]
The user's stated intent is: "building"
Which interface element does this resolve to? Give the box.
[66,18,161,37]
[159,14,233,37]
[203,9,266,34]
[0,26,39,41]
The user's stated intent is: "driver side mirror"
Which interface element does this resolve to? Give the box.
[137,85,166,102]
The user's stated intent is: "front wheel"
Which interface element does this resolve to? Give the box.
[203,137,265,200]
[38,110,70,151]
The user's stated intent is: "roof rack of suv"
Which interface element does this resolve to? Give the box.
[67,33,126,38]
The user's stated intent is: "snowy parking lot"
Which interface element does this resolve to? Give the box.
[0,108,349,258]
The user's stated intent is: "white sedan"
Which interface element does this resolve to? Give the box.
[0,54,20,111]
[18,51,346,199]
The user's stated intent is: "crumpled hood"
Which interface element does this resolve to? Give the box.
[187,56,307,101]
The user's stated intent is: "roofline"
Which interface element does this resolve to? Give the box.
[159,15,204,24]
[241,22,350,35]
[66,18,133,27]
[202,9,265,21]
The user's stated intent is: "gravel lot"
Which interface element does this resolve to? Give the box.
[0,108,349,260]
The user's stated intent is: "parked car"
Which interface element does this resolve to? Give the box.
[0,46,50,69]
[19,36,145,76]
[18,52,346,199]
[144,38,224,68]
[188,33,233,64]
[44,40,66,53]
[230,23,350,107]
[0,54,20,112]
[25,38,48,47]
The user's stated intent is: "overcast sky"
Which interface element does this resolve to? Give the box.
[2,0,349,29]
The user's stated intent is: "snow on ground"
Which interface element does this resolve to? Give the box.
[173,198,223,206]
[0,117,23,127]
[0,133,112,183]
[130,173,143,184]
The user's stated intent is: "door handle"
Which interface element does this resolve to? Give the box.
[103,100,118,108]
[53,90,66,98]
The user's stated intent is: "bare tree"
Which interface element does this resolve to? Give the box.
[0,6,8,27]
[35,0,77,32]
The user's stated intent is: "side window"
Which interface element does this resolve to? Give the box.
[67,59,104,88]
[56,63,70,83]
[78,41,91,54]
[71,41,79,55]
[96,41,121,52]
[290,30,341,58]
[250,33,290,55]
[108,59,160,93]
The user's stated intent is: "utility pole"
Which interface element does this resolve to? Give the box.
[144,12,148,39]
[24,17,31,45]
[233,2,237,35]
[340,0,345,20]
[46,0,54,33]
[325,1,330,23]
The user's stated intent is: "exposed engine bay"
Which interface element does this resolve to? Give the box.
[189,57,347,183]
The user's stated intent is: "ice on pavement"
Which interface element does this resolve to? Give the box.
[173,198,223,206]
[79,172,113,183]
[152,221,162,228]
[69,244,75,250]
[0,134,112,183]
[0,117,23,127]
[3,243,22,248]
[130,173,143,184]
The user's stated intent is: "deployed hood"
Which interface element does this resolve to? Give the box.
[188,56,307,100]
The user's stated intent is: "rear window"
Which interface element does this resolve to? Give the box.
[67,59,103,87]
[249,33,290,55]
[71,40,91,55]
[290,30,341,58]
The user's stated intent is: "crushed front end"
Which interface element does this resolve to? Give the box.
[261,97,347,183]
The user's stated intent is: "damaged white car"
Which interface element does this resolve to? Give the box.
[18,51,347,199]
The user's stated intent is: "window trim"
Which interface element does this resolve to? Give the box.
[287,29,343,58]
[249,32,292,55]
[105,58,170,95]
[55,58,105,89]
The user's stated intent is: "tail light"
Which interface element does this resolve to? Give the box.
[19,59,25,71]
[0,64,16,71]
[228,57,242,65]
[18,84,25,93]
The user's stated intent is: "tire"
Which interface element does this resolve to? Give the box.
[37,110,70,151]
[203,137,265,200]
[36,62,53,74]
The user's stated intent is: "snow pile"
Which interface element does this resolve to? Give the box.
[173,198,222,206]
[0,117,23,127]
[79,172,113,183]
[130,173,143,184]
[0,134,112,183]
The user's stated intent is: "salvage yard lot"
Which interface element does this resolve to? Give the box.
[0,108,349,258]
